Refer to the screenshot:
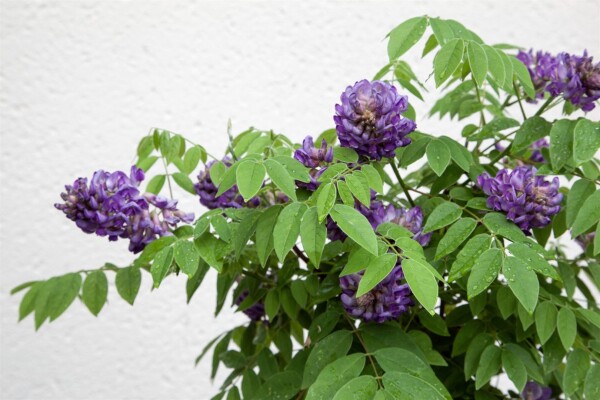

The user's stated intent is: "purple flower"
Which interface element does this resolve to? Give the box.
[293,136,334,191]
[55,166,194,253]
[327,197,430,246]
[234,286,266,322]
[575,231,596,250]
[517,50,559,99]
[334,80,416,160]
[195,158,259,209]
[518,49,600,111]
[340,264,413,323]
[521,382,553,400]
[477,166,562,232]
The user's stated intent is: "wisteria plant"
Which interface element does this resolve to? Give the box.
[13,16,600,400]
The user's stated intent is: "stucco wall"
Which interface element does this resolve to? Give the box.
[1,1,599,399]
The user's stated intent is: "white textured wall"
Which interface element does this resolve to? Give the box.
[1,1,599,399]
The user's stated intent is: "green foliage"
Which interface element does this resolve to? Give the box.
[14,14,600,400]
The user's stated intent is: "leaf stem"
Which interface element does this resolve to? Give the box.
[391,162,415,207]
[512,81,527,120]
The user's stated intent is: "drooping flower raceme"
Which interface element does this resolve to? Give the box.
[521,381,553,400]
[334,80,416,160]
[55,166,194,253]
[340,265,413,323]
[293,136,334,191]
[477,166,562,232]
[518,49,600,111]
[195,158,259,209]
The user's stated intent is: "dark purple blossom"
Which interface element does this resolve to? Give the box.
[518,49,600,111]
[340,264,413,323]
[529,138,549,163]
[195,158,259,209]
[521,381,553,400]
[334,80,416,160]
[477,166,562,232]
[55,166,194,253]
[293,136,334,191]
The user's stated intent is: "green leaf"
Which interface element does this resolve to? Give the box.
[439,136,473,172]
[345,172,371,207]
[146,174,166,194]
[423,201,462,233]
[231,210,261,259]
[467,248,503,299]
[584,364,600,400]
[496,286,516,319]
[434,218,477,260]
[333,147,359,163]
[173,240,200,277]
[511,55,535,99]
[195,233,227,272]
[482,212,528,243]
[236,160,266,201]
[264,290,279,321]
[360,164,383,193]
[151,246,174,288]
[359,324,428,363]
[341,247,375,276]
[434,38,464,87]
[115,266,142,305]
[572,189,600,237]
[329,205,378,255]
[332,376,378,400]
[557,307,577,351]
[215,162,239,196]
[183,146,203,173]
[300,207,326,268]
[503,256,538,314]
[464,333,494,379]
[255,205,282,267]
[171,172,196,194]
[501,349,527,392]
[387,16,428,60]
[563,349,590,397]
[383,371,447,400]
[264,159,297,201]
[448,234,491,281]
[475,345,501,389]
[403,258,438,315]
[549,119,575,170]
[256,371,302,400]
[273,156,311,183]
[373,348,451,399]
[82,271,108,316]
[137,135,154,158]
[512,116,552,153]
[507,242,560,280]
[301,330,353,388]
[429,18,454,45]
[534,301,557,345]
[573,119,600,165]
[356,253,398,297]
[273,203,308,261]
[305,353,365,400]
[483,45,505,86]
[47,273,82,321]
[336,180,354,206]
[316,183,337,222]
[567,179,595,227]
[452,320,485,356]
[136,155,159,172]
[467,41,488,87]
[426,139,451,176]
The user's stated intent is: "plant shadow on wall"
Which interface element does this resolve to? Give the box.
[12,15,600,400]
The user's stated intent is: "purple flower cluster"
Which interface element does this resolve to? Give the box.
[517,49,600,111]
[340,264,413,323]
[477,166,562,232]
[521,381,553,400]
[496,138,549,164]
[55,166,194,253]
[195,158,260,209]
[234,289,266,322]
[293,136,334,191]
[334,80,416,160]
[327,198,431,247]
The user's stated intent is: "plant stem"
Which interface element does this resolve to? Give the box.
[161,156,174,199]
[391,162,415,207]
[533,96,554,117]
[293,245,310,264]
[512,81,527,120]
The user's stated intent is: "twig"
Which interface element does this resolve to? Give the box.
[391,162,415,207]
